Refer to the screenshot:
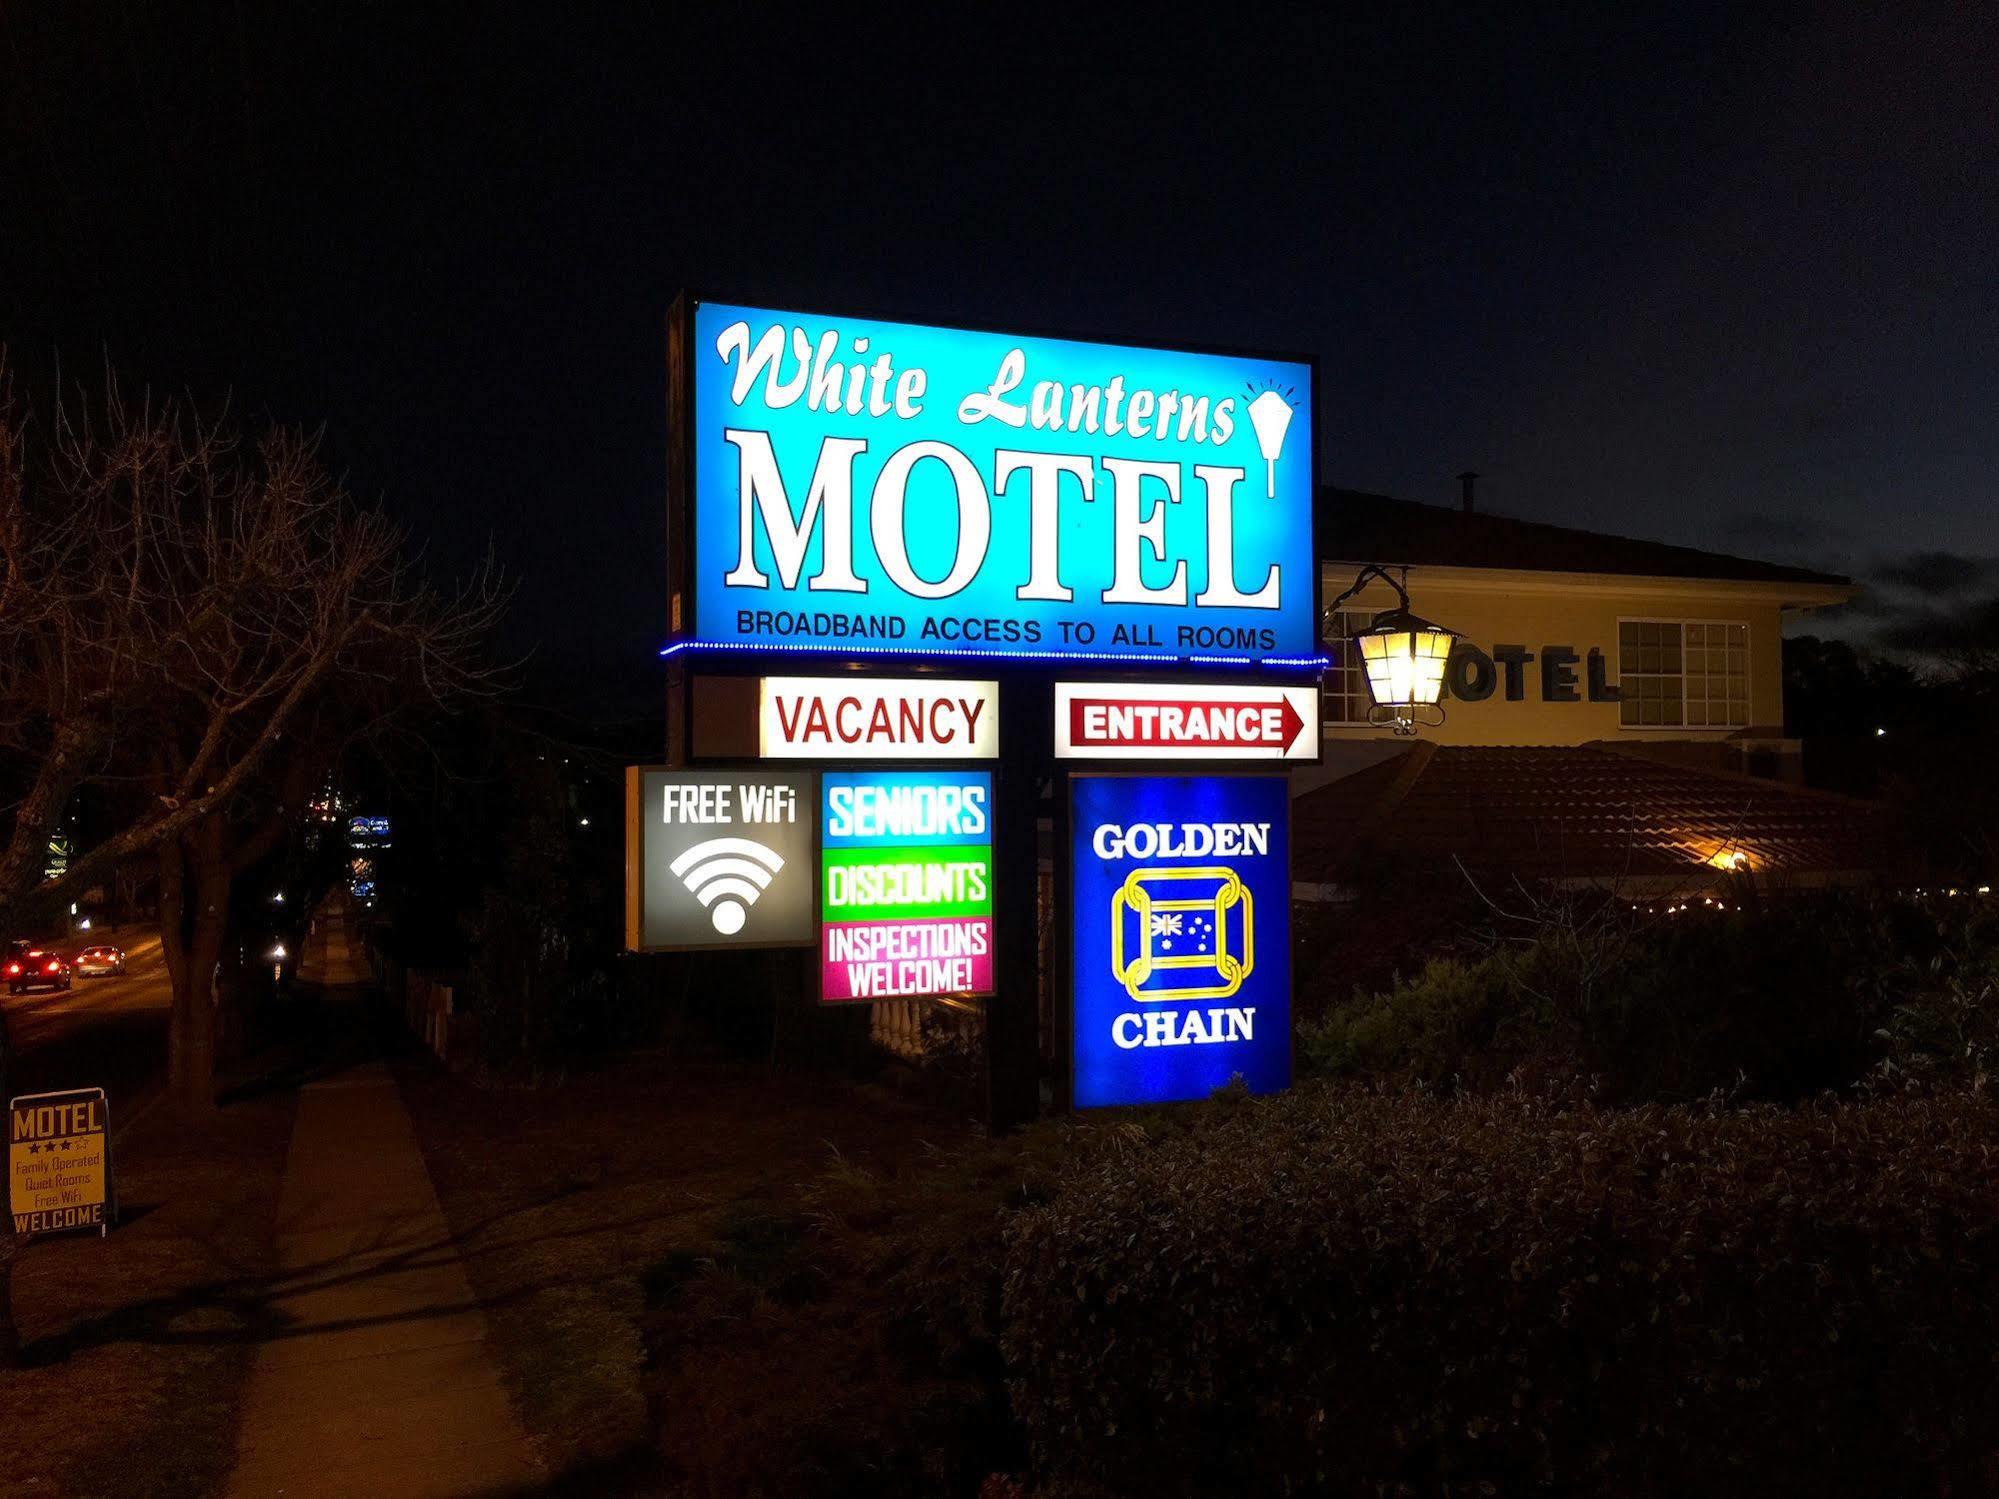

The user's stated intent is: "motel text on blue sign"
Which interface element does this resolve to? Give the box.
[1070,775,1291,1107]
[684,301,1316,667]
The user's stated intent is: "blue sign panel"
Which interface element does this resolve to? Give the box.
[684,301,1316,667]
[1070,775,1291,1107]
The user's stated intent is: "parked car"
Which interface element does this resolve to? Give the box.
[71,944,127,977]
[5,943,72,994]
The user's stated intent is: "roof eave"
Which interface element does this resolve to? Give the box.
[1320,558,1856,607]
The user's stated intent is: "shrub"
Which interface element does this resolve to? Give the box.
[1866,896,1999,1093]
[1003,1085,1999,1498]
[1301,891,1999,1103]
[639,1124,1092,1498]
[1298,952,1544,1090]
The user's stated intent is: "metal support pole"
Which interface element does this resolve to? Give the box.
[985,677,1042,1131]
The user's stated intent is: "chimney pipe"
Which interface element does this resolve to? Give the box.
[1457,470,1479,514]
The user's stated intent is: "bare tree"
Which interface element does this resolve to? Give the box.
[0,356,505,1362]
[0,357,505,1099]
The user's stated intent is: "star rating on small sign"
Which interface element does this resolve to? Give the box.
[20,1138,83,1155]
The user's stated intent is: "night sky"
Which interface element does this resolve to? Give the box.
[4,3,1995,684]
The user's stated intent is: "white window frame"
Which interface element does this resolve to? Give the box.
[1322,608,1378,726]
[1614,616,1752,732]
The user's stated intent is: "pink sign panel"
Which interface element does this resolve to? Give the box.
[820,916,993,1001]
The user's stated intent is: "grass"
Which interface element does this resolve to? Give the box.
[0,1092,293,1499]
[396,1051,973,1489]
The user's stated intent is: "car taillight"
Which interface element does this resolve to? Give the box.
[4,962,18,976]
[45,960,60,972]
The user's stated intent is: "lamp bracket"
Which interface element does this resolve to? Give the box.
[1323,563,1411,628]
[1366,701,1446,736]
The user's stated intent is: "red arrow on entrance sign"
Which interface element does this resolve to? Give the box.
[1064,692,1308,753]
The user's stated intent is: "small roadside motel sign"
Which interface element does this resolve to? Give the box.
[1054,681,1319,761]
[9,1087,112,1240]
[759,676,999,759]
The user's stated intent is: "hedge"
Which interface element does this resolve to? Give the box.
[1002,1086,1999,1497]
[1299,891,1999,1103]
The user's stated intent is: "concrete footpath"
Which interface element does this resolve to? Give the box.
[226,1063,540,1498]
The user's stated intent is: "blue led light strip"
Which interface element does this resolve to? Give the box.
[657,638,1330,670]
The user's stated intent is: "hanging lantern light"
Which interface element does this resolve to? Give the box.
[1355,606,1457,722]
[1324,565,1461,735]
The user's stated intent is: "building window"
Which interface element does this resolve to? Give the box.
[1323,609,1376,725]
[1617,620,1749,729]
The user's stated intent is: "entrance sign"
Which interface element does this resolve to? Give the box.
[820,770,994,1002]
[1054,681,1319,761]
[10,1087,110,1239]
[760,676,999,760]
[681,301,1317,667]
[1070,776,1291,1107]
[624,768,817,951]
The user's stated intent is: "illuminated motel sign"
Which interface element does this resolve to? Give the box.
[676,302,1317,667]
[641,297,1314,1121]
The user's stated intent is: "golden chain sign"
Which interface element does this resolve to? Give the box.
[9,1087,111,1240]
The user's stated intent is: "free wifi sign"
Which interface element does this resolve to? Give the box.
[670,837,787,935]
[626,769,817,951]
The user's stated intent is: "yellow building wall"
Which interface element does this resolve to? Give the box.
[1320,564,1827,747]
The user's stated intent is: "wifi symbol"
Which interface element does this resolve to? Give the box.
[669,837,786,935]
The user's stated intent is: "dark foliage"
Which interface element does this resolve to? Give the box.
[1003,1086,1999,1498]
[637,1131,1075,1498]
[1302,890,1999,1103]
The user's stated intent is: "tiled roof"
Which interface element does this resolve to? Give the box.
[1294,743,1904,887]
[1320,489,1852,590]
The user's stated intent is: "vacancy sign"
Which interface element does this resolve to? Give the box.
[10,1087,111,1240]
[821,770,994,1003]
[759,676,998,760]
[1054,682,1319,761]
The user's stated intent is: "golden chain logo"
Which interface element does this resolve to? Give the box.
[1111,866,1255,1003]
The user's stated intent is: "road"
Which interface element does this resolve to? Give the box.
[3,927,172,1122]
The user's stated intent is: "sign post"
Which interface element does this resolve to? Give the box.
[658,295,1321,1126]
[988,677,1045,1129]
[9,1087,112,1240]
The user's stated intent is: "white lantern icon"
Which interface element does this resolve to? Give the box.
[1246,389,1295,498]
